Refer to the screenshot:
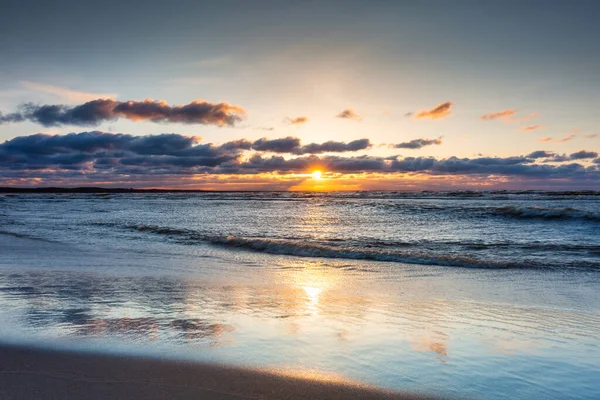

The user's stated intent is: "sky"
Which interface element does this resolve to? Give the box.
[0,0,599,190]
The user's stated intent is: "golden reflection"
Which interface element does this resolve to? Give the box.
[303,286,322,305]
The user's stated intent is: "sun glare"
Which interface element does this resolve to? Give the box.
[312,170,323,180]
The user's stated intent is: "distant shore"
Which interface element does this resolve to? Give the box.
[0,343,432,400]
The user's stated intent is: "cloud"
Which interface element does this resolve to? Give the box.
[519,125,544,132]
[415,102,453,120]
[336,109,361,120]
[394,137,443,149]
[481,109,516,121]
[481,109,539,123]
[0,99,246,127]
[226,137,371,155]
[527,150,555,159]
[2,132,598,188]
[285,116,309,125]
[569,150,599,160]
[251,137,301,153]
[295,139,371,154]
[524,150,599,163]
[538,134,576,143]
[20,81,117,103]
[584,134,597,139]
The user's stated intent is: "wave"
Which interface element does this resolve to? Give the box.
[0,229,53,242]
[494,206,600,221]
[204,235,533,269]
[125,225,559,269]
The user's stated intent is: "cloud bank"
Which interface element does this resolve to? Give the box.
[0,99,246,127]
[1,132,598,188]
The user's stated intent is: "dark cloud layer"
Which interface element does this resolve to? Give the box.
[0,99,246,127]
[0,133,374,174]
[2,133,599,187]
[394,137,442,149]
[570,150,598,160]
[526,150,599,162]
[296,139,371,154]
[224,137,371,155]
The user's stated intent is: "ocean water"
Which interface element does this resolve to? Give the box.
[1,191,599,399]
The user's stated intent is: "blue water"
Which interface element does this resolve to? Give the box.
[0,191,599,399]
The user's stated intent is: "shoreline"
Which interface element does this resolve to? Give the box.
[0,343,434,400]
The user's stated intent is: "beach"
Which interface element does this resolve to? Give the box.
[0,343,429,400]
[0,192,599,399]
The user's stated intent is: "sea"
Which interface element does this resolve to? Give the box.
[1,191,599,399]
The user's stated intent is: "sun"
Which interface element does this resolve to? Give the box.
[311,170,323,180]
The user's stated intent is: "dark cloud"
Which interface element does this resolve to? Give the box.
[0,99,245,127]
[569,150,599,160]
[296,139,371,154]
[233,137,371,155]
[529,150,600,162]
[527,150,555,159]
[336,109,361,120]
[0,132,238,171]
[394,137,442,149]
[252,137,301,153]
[220,139,253,151]
[1,132,599,186]
[0,112,26,123]
[415,102,453,120]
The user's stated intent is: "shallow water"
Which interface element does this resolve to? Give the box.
[0,192,599,399]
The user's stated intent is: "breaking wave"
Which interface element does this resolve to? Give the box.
[494,206,600,221]
[125,225,562,269]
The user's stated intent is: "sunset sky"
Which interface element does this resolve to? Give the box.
[1,0,599,190]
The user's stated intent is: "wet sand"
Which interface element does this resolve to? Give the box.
[0,344,434,400]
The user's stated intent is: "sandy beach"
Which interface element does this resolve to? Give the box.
[0,344,432,400]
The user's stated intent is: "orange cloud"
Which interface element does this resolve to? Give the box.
[285,116,309,125]
[519,125,544,132]
[336,109,361,120]
[415,102,453,120]
[537,134,576,143]
[481,109,539,123]
[481,109,516,121]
